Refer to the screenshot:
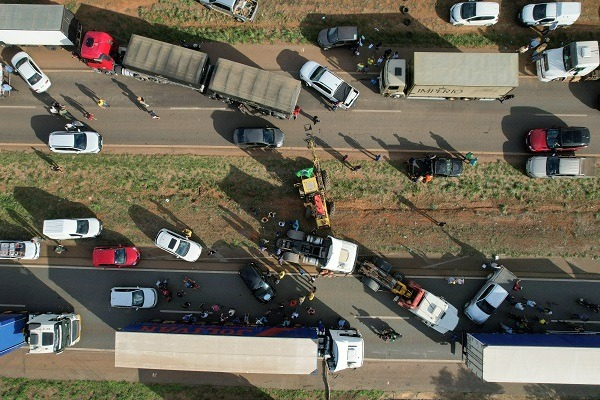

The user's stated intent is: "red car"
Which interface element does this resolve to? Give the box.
[92,246,140,267]
[526,127,590,152]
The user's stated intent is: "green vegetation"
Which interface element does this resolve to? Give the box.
[0,377,388,400]
[0,152,598,258]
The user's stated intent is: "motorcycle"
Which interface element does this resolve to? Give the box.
[577,297,600,313]
[379,328,401,342]
[184,277,200,290]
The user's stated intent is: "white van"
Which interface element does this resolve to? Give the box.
[43,218,102,240]
[520,2,581,27]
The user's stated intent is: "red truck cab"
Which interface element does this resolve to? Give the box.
[79,31,119,72]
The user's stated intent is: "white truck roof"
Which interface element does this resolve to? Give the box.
[115,324,320,375]
[413,292,459,334]
[329,330,364,372]
[323,237,358,273]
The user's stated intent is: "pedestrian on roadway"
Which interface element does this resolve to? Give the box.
[356,62,365,72]
[332,101,341,111]
[83,111,96,120]
[351,165,362,172]
[374,154,382,161]
[312,115,320,125]
[291,309,299,319]
[149,110,160,120]
[97,99,110,108]
[137,96,149,108]
[376,56,384,67]
[513,279,522,291]
[513,302,525,311]
[524,299,537,308]
[292,105,301,120]
[307,307,316,315]
[181,301,191,309]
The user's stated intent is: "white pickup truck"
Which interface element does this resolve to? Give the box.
[0,240,41,260]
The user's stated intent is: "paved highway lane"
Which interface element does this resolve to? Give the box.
[2,265,599,360]
[0,71,598,154]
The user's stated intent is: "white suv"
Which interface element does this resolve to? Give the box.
[11,51,51,93]
[43,218,102,240]
[110,287,157,309]
[299,61,359,109]
[155,228,202,262]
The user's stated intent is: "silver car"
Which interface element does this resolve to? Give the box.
[110,287,158,309]
[464,282,508,324]
[154,228,202,262]
[11,51,51,93]
[299,61,360,109]
[233,127,284,148]
[48,131,103,154]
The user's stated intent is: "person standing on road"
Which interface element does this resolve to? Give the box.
[149,110,160,120]
[312,116,320,125]
[97,99,110,108]
[292,105,301,120]
[137,96,149,108]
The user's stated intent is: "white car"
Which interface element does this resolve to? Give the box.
[43,218,102,240]
[48,131,103,154]
[464,282,508,324]
[450,2,499,26]
[11,51,51,93]
[519,2,581,27]
[526,156,595,179]
[155,228,202,262]
[299,61,359,109]
[110,287,158,309]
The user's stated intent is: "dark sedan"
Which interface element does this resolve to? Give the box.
[317,26,359,50]
[239,263,275,303]
[233,127,284,148]
[409,156,463,178]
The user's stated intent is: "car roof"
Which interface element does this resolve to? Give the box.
[559,127,590,146]
[475,2,500,15]
[318,69,343,91]
[237,128,269,143]
[335,26,359,40]
[479,283,509,307]
[240,264,263,289]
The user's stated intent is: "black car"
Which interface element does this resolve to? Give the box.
[317,26,359,50]
[233,127,285,148]
[239,263,275,303]
[408,156,463,178]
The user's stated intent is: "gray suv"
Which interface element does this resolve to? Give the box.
[317,26,359,50]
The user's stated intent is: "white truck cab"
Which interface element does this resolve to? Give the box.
[27,313,81,354]
[520,2,581,27]
[536,41,599,82]
[198,0,258,22]
[326,329,364,372]
[412,292,460,334]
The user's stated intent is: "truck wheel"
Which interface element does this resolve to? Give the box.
[321,170,331,191]
[326,201,335,216]
[363,277,380,292]
[134,75,148,82]
[461,97,474,101]
[303,81,311,87]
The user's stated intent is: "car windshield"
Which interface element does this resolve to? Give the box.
[131,290,145,307]
[73,133,87,150]
[75,220,90,234]
[545,129,561,148]
[532,4,547,20]
[114,248,126,264]
[461,3,476,19]
[546,157,560,175]
[175,240,190,257]
[326,27,339,43]
[310,66,327,81]
[262,129,274,144]
[27,72,43,86]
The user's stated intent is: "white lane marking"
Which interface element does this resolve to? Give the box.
[534,113,587,117]
[353,109,401,113]
[169,107,228,110]
[0,106,37,109]
[355,316,410,320]
[66,348,115,353]
[0,304,26,307]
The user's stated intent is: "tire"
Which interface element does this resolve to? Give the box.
[363,278,381,292]
[393,272,405,281]
[323,47,330,51]
[322,170,331,191]
[134,75,148,82]
[327,201,335,216]
[303,80,311,87]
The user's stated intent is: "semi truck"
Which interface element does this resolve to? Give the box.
[465,333,600,385]
[536,41,600,82]
[379,52,518,100]
[115,322,364,375]
[0,313,82,356]
[276,230,358,274]
[358,258,459,334]
[0,240,41,260]
[0,4,82,47]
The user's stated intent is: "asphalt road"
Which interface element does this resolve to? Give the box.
[1,65,599,155]
[2,264,598,360]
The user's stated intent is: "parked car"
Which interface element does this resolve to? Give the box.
[0,240,40,260]
[11,51,51,93]
[450,2,499,26]
[464,281,509,324]
[48,131,103,154]
[233,127,284,148]
[526,127,590,152]
[239,262,275,303]
[299,61,360,109]
[154,228,202,262]
[110,287,157,309]
[519,2,581,27]
[408,156,464,179]
[526,156,596,178]
[43,218,102,240]
[93,246,141,267]
[317,26,359,50]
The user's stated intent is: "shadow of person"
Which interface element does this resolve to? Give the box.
[338,131,377,159]
[429,131,465,158]
[111,78,147,111]
[396,193,447,228]
[30,146,58,168]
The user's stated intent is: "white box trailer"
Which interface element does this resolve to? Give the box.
[115,323,363,375]
[0,4,82,47]
[380,53,518,100]
[465,333,600,385]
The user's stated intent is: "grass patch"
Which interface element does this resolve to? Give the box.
[0,377,389,400]
[1,152,599,258]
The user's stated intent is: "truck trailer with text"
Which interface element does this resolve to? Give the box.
[115,323,364,374]
[379,52,518,100]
